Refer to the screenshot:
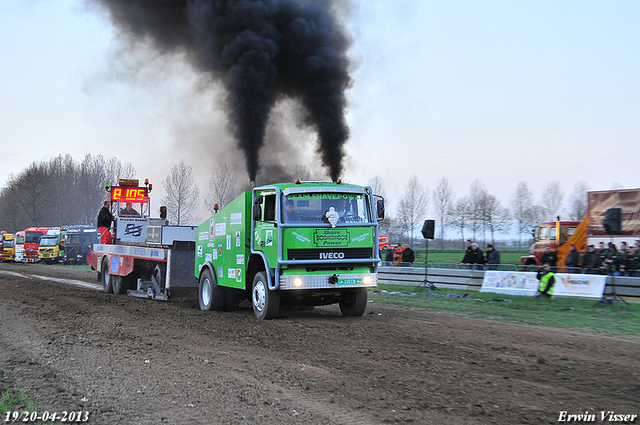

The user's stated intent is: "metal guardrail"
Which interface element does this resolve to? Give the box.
[382,261,518,271]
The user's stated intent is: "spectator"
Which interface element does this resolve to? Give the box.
[541,245,558,271]
[565,244,581,272]
[536,262,555,299]
[460,240,474,269]
[604,242,618,275]
[486,244,500,270]
[469,243,485,270]
[393,244,405,266]
[581,245,599,274]
[97,201,115,244]
[401,243,415,266]
[627,245,640,277]
[384,245,395,265]
[596,242,608,274]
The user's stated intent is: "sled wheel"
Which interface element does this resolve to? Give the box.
[101,258,113,294]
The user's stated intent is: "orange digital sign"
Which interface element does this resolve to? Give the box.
[110,187,148,203]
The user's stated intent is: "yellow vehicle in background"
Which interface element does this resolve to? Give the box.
[2,233,15,261]
[39,229,62,264]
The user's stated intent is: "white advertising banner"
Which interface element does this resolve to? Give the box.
[553,273,607,299]
[481,271,539,296]
[481,271,607,299]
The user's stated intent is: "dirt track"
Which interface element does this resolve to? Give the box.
[1,262,639,424]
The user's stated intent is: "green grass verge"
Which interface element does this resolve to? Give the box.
[370,284,640,336]
[0,387,39,416]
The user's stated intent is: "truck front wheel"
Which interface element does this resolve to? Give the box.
[199,268,225,311]
[252,272,279,320]
[101,258,113,294]
[339,288,368,317]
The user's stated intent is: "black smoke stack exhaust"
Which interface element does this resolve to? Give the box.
[250,180,256,189]
[92,0,352,182]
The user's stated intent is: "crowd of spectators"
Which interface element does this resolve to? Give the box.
[576,240,640,276]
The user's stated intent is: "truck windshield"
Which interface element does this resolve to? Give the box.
[40,238,58,247]
[282,193,370,224]
[25,233,43,243]
[3,240,13,248]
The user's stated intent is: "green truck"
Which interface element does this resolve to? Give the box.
[195,180,384,319]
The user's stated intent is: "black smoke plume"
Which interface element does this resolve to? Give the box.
[91,0,352,182]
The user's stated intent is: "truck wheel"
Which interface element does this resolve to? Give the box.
[339,288,368,317]
[112,275,125,295]
[252,272,279,320]
[199,268,225,311]
[153,264,167,290]
[101,259,113,294]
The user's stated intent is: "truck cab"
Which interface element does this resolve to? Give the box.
[2,233,14,262]
[39,229,61,264]
[64,226,99,265]
[195,180,384,319]
[520,221,580,268]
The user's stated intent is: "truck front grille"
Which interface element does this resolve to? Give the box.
[287,248,373,261]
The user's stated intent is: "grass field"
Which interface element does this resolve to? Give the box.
[371,283,640,336]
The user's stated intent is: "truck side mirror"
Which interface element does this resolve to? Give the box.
[376,199,385,221]
[159,206,167,219]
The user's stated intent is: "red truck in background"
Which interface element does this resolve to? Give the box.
[520,221,581,268]
[23,227,49,262]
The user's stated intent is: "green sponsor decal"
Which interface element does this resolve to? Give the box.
[314,229,350,247]
[337,278,361,285]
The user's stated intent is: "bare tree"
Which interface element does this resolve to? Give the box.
[396,176,428,245]
[511,181,535,249]
[6,162,50,228]
[468,180,487,242]
[448,196,471,248]
[204,164,238,214]
[542,181,564,221]
[162,163,200,225]
[567,181,589,221]
[77,154,109,225]
[368,176,390,236]
[433,177,454,250]
[482,194,511,245]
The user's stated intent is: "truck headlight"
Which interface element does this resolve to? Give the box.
[362,276,372,285]
[293,278,303,288]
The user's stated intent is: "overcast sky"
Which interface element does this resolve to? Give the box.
[1,0,639,224]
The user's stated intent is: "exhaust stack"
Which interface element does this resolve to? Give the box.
[250,180,256,189]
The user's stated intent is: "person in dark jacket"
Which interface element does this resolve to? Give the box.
[581,245,599,273]
[485,244,500,270]
[460,240,474,269]
[541,245,558,271]
[401,244,415,266]
[384,245,395,265]
[564,244,581,272]
[97,201,115,244]
[469,243,485,270]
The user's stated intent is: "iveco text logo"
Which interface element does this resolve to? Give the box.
[320,252,345,259]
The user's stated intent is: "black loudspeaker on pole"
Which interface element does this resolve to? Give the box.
[603,208,622,235]
[421,219,435,240]
[416,220,438,291]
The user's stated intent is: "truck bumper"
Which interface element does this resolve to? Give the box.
[279,272,377,290]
